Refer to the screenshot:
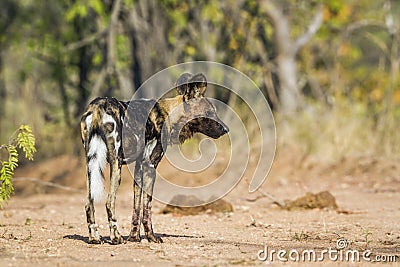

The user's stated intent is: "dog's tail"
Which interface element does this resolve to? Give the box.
[86,108,107,203]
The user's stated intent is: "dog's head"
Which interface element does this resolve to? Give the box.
[173,73,229,143]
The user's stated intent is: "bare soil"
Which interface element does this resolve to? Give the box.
[1,148,400,266]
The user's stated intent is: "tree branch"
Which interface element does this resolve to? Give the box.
[294,5,324,52]
[89,0,122,101]
[257,188,285,208]
[263,64,280,109]
[262,1,292,56]
[90,67,107,101]
[13,177,83,193]
[31,51,57,64]
[62,29,108,52]
[125,6,150,33]
[262,1,282,24]
[107,0,122,73]
[344,19,386,36]
[62,0,123,53]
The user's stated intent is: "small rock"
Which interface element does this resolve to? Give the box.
[283,191,338,210]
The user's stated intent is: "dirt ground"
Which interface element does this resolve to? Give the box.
[1,148,400,266]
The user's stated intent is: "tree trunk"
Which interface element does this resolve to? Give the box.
[0,53,6,138]
[276,54,301,114]
[262,2,323,116]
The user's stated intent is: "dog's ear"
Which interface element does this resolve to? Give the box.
[176,72,207,101]
[188,73,207,99]
[175,72,193,95]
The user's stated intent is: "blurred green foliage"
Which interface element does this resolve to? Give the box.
[0,0,399,160]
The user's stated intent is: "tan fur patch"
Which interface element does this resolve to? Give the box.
[155,95,184,133]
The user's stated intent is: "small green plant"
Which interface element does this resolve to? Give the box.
[292,231,311,242]
[0,125,36,208]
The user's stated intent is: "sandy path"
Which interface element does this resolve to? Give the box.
[1,174,399,267]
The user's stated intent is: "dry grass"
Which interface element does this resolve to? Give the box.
[277,101,400,164]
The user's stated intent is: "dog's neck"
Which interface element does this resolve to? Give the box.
[157,95,184,119]
[157,95,191,144]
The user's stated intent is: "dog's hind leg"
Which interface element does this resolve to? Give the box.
[85,197,101,244]
[85,163,101,244]
[127,162,143,242]
[85,138,106,244]
[106,159,124,245]
[142,161,163,243]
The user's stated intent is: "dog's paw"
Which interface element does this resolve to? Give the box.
[127,233,141,242]
[110,236,125,245]
[88,237,102,244]
[146,234,163,243]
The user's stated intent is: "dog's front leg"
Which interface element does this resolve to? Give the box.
[127,162,143,242]
[142,161,163,243]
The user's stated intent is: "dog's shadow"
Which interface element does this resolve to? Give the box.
[63,234,90,243]
[63,233,200,245]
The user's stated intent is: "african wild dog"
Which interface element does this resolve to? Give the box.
[80,73,229,244]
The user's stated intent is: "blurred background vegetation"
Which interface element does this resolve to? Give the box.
[0,0,399,163]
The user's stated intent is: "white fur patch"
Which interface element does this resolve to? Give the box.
[88,135,107,203]
[85,114,93,130]
[103,113,120,155]
[102,113,115,125]
[143,138,157,160]
[115,139,121,155]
